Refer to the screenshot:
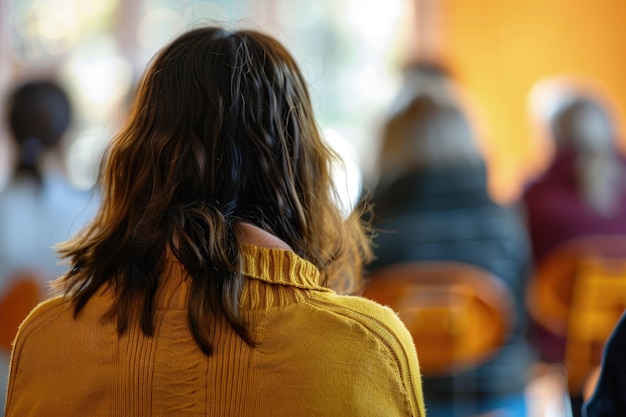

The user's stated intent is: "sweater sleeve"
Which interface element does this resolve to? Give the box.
[5,297,68,416]
[308,293,426,417]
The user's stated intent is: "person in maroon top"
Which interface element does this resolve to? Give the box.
[523,95,626,264]
[523,94,626,417]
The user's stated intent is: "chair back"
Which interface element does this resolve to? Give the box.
[526,235,626,393]
[363,261,514,376]
[0,270,44,353]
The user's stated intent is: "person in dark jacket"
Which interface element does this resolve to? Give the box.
[370,91,534,417]
[583,311,626,417]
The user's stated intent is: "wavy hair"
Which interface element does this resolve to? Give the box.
[55,27,372,355]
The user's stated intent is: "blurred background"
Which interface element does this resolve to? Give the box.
[1,0,624,203]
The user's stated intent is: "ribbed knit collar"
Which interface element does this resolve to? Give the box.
[240,245,325,291]
[156,244,327,309]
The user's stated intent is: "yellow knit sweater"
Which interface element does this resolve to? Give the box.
[5,245,425,416]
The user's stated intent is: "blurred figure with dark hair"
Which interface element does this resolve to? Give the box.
[370,86,533,416]
[0,79,98,413]
[8,80,71,182]
[5,27,425,417]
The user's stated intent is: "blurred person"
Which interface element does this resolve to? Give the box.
[370,92,533,417]
[523,93,626,417]
[523,95,626,264]
[0,79,97,413]
[4,27,426,417]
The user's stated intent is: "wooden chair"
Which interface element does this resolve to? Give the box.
[526,235,626,394]
[0,270,44,353]
[362,261,514,376]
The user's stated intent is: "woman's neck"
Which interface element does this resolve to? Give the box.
[235,223,292,251]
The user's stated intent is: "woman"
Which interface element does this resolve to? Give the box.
[0,80,96,288]
[4,27,425,417]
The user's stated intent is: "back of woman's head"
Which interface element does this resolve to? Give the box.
[57,26,372,355]
[551,97,624,215]
[7,79,71,183]
[551,97,615,153]
[378,95,483,185]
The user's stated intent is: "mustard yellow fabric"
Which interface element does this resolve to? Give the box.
[5,245,425,416]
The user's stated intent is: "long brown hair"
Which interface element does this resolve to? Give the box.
[55,27,372,355]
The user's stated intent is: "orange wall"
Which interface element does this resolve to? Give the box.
[436,0,626,203]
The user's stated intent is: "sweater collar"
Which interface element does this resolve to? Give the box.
[156,244,326,309]
[240,244,324,290]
